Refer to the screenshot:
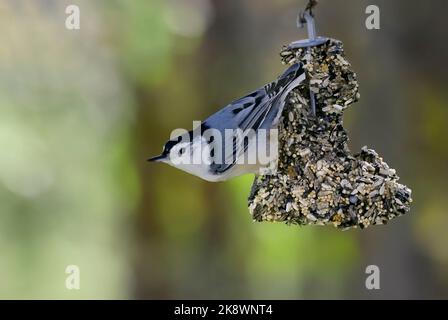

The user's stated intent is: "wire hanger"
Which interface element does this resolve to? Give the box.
[287,1,328,116]
[288,1,328,49]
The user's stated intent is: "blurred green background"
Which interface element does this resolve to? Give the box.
[0,0,447,299]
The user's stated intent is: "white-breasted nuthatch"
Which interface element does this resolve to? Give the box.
[148,63,305,182]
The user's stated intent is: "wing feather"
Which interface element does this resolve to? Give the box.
[206,63,305,174]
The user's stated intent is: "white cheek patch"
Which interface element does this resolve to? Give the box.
[189,137,212,165]
[170,144,191,165]
[199,142,212,165]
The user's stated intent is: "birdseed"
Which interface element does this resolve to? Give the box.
[248,39,412,230]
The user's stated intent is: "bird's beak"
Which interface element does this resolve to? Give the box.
[147,154,166,162]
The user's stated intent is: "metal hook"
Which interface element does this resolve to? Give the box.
[288,3,328,50]
[287,3,328,116]
[301,11,317,41]
[304,0,319,15]
[289,13,327,49]
[302,11,318,116]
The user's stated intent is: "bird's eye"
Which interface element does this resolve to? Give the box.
[179,148,185,155]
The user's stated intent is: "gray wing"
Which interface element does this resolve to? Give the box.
[204,63,306,174]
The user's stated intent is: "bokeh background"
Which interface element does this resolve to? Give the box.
[1,0,447,299]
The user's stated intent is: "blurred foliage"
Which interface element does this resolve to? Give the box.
[0,0,447,299]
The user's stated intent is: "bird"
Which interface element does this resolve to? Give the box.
[148,63,306,182]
